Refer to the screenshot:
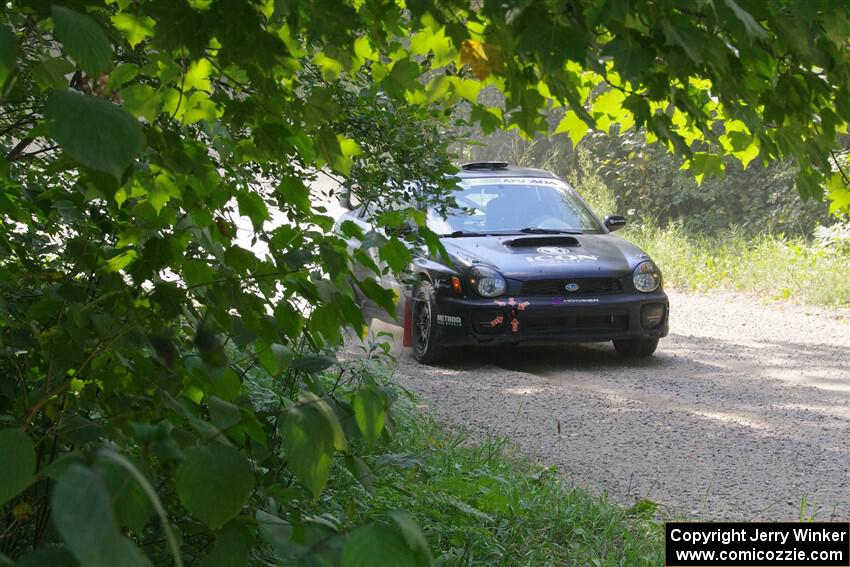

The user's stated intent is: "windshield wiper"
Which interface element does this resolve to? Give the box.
[518,227,583,235]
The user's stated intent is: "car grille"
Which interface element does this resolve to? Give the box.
[520,277,622,296]
[520,310,630,335]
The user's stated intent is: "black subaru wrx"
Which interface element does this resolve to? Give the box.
[340,161,669,364]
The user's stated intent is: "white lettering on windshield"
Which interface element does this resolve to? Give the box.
[458,177,564,187]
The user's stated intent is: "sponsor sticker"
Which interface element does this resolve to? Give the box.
[436,314,462,327]
[525,247,598,264]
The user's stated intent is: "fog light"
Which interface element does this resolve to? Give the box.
[641,303,666,329]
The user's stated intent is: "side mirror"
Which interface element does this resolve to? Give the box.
[604,215,627,232]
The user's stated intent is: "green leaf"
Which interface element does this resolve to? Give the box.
[258,343,293,376]
[111,13,156,48]
[356,277,398,316]
[31,57,74,90]
[344,455,375,495]
[626,497,659,517]
[660,18,703,64]
[95,449,182,567]
[687,152,725,185]
[175,444,254,529]
[0,429,35,506]
[277,177,311,212]
[342,524,420,567]
[291,353,336,374]
[45,89,144,179]
[388,511,433,567]
[279,393,345,498]
[95,459,152,533]
[352,385,386,446]
[309,303,341,344]
[207,396,242,431]
[0,25,16,88]
[722,0,768,39]
[14,547,79,567]
[256,510,292,555]
[196,522,253,567]
[379,238,412,272]
[602,38,653,82]
[554,110,589,147]
[122,84,161,122]
[52,464,151,567]
[106,249,137,272]
[236,191,270,232]
[51,6,112,77]
[108,62,140,91]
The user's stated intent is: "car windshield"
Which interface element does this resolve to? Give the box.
[429,177,603,235]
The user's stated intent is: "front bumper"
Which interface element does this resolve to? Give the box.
[430,291,669,347]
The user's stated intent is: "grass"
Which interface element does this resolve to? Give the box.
[243,355,664,565]
[367,404,663,566]
[623,220,850,306]
[318,387,664,566]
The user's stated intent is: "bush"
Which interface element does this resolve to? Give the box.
[624,219,850,306]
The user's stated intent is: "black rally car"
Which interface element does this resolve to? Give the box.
[340,162,669,364]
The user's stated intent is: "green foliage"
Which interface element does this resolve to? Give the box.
[624,219,850,306]
[564,147,618,219]
[51,464,151,566]
[50,6,112,78]
[580,131,834,236]
[342,519,430,567]
[279,393,347,499]
[352,384,387,446]
[0,430,35,507]
[0,24,15,88]
[175,444,254,529]
[45,89,143,178]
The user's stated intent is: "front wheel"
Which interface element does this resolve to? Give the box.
[411,282,450,365]
[613,337,659,358]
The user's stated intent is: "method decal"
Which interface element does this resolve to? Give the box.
[551,298,600,304]
[436,314,462,327]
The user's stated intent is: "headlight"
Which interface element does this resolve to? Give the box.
[633,261,661,293]
[469,266,506,297]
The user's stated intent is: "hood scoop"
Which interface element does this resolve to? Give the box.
[504,235,581,248]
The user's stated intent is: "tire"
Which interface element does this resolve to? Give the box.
[411,282,449,365]
[613,337,659,358]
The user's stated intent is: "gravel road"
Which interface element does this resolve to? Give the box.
[388,290,850,521]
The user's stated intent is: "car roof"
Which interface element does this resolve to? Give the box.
[455,162,559,180]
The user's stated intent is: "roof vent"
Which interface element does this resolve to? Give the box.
[460,161,509,170]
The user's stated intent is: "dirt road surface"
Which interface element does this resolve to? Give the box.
[383,290,849,521]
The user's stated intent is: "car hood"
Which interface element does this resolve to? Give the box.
[438,233,651,279]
